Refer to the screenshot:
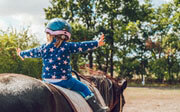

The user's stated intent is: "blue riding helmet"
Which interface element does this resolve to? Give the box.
[45,18,72,39]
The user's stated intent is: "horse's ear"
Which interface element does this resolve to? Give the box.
[118,79,127,91]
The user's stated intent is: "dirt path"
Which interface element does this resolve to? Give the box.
[123,87,180,112]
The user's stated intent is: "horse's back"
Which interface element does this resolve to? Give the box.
[0,73,55,112]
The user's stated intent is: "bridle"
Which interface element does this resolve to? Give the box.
[105,76,124,112]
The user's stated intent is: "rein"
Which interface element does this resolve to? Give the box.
[109,97,120,112]
[103,76,124,112]
[108,79,122,112]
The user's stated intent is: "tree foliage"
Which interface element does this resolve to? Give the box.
[43,0,180,82]
[0,28,42,78]
[1,0,179,83]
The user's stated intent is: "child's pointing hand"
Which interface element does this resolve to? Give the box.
[16,48,24,61]
[98,34,105,47]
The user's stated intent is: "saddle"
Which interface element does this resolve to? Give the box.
[45,77,106,112]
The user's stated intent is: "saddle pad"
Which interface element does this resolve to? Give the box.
[49,84,93,112]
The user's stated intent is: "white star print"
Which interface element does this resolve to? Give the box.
[61,47,65,51]
[64,60,68,65]
[62,70,66,73]
[61,75,67,80]
[52,75,56,79]
[50,48,54,52]
[43,49,47,53]
[57,57,61,60]
[78,47,82,52]
[52,65,57,69]
[30,52,33,56]
[49,59,53,63]
[46,67,49,71]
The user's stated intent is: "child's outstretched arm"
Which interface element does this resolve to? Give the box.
[17,48,24,61]
[68,34,105,53]
[16,45,45,60]
[98,34,105,46]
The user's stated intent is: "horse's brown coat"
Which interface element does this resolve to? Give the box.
[0,73,127,112]
[86,76,127,112]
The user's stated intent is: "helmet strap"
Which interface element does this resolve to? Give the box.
[45,29,71,39]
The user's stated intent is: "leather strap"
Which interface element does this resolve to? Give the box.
[46,83,78,112]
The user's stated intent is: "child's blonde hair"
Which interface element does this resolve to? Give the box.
[47,34,69,48]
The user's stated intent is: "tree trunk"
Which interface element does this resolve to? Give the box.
[110,46,114,77]
[96,50,103,70]
[88,51,93,69]
[110,20,114,77]
[167,56,173,83]
[104,48,109,74]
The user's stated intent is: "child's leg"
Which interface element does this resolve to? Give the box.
[49,77,108,112]
[68,77,109,112]
[48,77,93,98]
[67,77,93,98]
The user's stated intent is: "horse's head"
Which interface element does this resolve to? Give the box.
[86,75,127,112]
[112,78,127,94]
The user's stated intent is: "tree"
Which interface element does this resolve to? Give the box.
[44,0,180,80]
[0,28,42,78]
[95,0,148,77]
[149,0,180,82]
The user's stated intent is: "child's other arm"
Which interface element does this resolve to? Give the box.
[68,34,105,53]
[17,45,44,60]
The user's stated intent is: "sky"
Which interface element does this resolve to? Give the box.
[0,0,50,42]
[0,0,172,43]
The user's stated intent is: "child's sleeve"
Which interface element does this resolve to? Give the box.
[68,41,98,53]
[20,45,44,58]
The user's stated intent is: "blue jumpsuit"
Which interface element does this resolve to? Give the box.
[20,39,98,98]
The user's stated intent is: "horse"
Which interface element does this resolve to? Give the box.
[83,75,127,112]
[0,73,127,112]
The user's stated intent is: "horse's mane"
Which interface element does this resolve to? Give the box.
[90,76,113,106]
[80,74,127,112]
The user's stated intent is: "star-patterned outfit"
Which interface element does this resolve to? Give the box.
[20,39,98,97]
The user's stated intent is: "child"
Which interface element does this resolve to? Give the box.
[17,18,108,112]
